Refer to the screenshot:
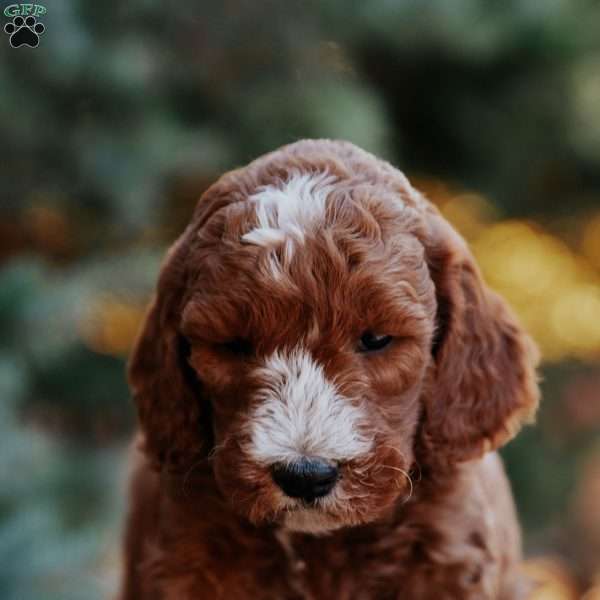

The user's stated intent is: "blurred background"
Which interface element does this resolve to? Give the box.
[1,1,599,598]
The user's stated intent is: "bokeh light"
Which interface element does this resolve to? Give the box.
[429,186,600,363]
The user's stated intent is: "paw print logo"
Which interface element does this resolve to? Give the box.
[4,15,45,48]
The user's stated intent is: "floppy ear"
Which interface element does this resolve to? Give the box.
[419,211,540,464]
[128,234,211,472]
[127,170,254,471]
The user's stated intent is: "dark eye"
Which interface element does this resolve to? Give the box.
[358,331,393,353]
[220,338,253,356]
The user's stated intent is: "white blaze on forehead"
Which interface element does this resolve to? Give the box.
[241,171,336,248]
[247,348,372,465]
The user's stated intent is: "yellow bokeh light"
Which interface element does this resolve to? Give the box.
[439,193,498,242]
[522,558,579,600]
[430,184,600,363]
[78,295,146,357]
[582,212,600,269]
[551,284,600,354]
[474,222,577,296]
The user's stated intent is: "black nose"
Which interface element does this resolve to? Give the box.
[272,458,339,502]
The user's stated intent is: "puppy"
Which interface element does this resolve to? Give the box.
[120,139,539,599]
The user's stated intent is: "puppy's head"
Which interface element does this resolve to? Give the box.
[128,140,539,533]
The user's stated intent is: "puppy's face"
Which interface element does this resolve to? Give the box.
[180,173,436,531]
[129,141,539,535]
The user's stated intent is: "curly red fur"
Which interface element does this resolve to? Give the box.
[120,139,539,599]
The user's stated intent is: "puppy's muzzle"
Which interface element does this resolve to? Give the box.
[272,457,339,503]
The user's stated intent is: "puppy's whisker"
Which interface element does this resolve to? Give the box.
[356,478,377,488]
[380,464,414,502]
[379,443,410,464]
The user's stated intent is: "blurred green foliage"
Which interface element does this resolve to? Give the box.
[1,1,600,598]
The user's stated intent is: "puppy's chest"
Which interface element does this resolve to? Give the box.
[158,524,409,600]
[269,526,434,600]
[277,531,501,600]
[156,506,500,600]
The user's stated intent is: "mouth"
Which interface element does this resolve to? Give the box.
[284,496,328,512]
[276,490,348,534]
[280,503,343,534]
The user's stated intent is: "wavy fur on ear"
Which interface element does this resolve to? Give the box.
[418,211,540,464]
[128,234,211,472]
